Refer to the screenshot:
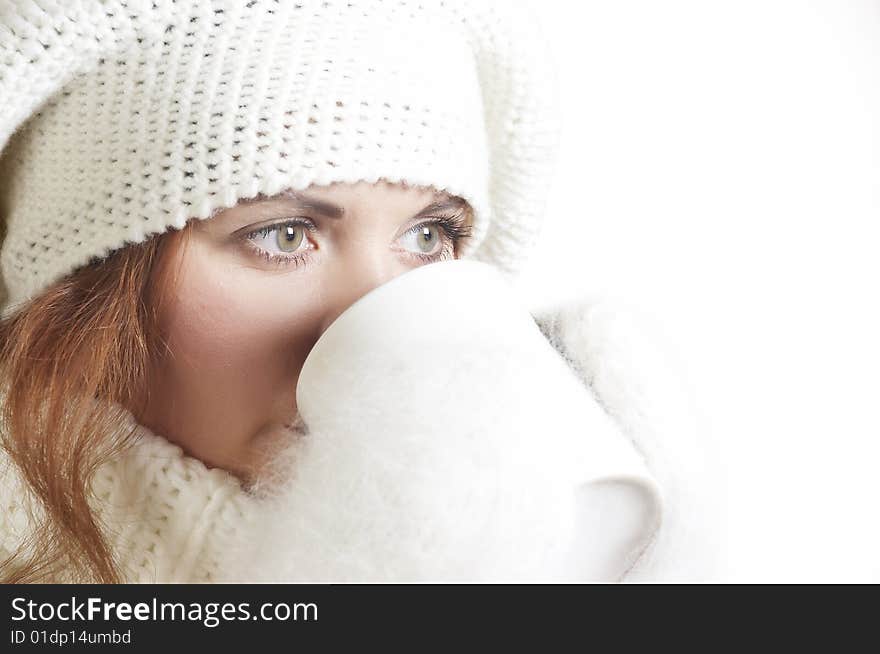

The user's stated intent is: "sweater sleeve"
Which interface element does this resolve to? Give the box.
[532,296,727,581]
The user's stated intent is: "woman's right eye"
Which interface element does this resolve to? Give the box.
[244,220,316,263]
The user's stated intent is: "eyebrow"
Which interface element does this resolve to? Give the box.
[246,189,467,220]
[274,189,346,219]
[412,196,468,218]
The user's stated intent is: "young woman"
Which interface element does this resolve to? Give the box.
[0,0,719,583]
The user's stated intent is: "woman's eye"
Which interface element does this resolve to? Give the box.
[240,214,465,267]
[400,223,444,255]
[248,222,310,255]
[275,223,306,253]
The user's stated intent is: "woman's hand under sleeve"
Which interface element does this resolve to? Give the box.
[532,296,726,581]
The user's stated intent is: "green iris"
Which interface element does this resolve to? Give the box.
[415,224,441,253]
[276,223,305,253]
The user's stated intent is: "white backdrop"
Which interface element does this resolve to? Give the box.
[516,0,880,582]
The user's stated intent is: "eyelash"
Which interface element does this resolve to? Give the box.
[241,212,473,269]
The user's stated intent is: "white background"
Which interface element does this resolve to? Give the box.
[518,0,880,581]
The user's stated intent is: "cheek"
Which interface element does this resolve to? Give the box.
[160,251,323,423]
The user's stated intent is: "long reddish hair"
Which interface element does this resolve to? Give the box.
[0,226,189,583]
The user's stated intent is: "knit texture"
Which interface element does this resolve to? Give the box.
[0,0,560,314]
[0,408,253,583]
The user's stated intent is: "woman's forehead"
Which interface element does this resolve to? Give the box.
[195,182,466,234]
[232,183,459,216]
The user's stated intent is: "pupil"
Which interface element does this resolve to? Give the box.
[277,224,301,253]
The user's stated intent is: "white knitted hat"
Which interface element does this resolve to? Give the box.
[0,0,559,314]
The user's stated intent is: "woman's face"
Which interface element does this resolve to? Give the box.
[138,181,472,480]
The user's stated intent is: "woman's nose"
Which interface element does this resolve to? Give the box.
[317,248,407,335]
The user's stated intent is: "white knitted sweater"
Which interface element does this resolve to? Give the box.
[0,298,723,582]
[0,416,251,583]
